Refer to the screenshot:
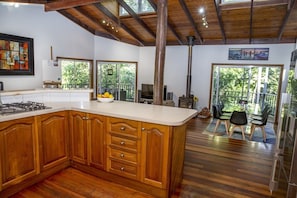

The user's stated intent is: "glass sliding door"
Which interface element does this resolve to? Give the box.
[97,61,137,102]
[210,64,283,122]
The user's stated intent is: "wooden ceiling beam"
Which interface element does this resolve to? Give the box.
[73,7,121,41]
[178,0,203,44]
[59,10,116,40]
[214,0,226,44]
[220,0,288,10]
[93,2,144,46]
[45,0,102,11]
[117,0,156,38]
[147,0,184,45]
[278,0,296,40]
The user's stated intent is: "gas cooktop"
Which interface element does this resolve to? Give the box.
[0,101,51,115]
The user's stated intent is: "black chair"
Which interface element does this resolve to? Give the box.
[229,111,248,140]
[251,104,270,120]
[212,105,230,134]
[217,101,232,117]
[249,108,272,142]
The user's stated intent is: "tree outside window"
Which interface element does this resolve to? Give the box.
[60,58,92,89]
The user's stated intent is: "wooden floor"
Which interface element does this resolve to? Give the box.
[10,117,286,198]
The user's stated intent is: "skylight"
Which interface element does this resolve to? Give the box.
[119,0,155,16]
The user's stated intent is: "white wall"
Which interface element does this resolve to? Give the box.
[1,3,296,110]
[139,44,295,109]
[0,3,94,90]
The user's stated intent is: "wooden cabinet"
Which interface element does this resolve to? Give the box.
[106,117,186,197]
[106,117,141,180]
[140,123,170,189]
[88,113,106,170]
[70,111,87,164]
[0,116,39,191]
[70,111,105,170]
[37,111,69,171]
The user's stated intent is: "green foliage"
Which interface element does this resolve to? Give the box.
[212,65,281,106]
[98,62,136,100]
[61,60,90,88]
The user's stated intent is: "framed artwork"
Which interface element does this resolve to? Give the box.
[228,48,269,60]
[0,33,34,75]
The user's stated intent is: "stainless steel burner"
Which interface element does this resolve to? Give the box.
[0,101,51,115]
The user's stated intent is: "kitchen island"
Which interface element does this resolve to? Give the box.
[0,101,197,198]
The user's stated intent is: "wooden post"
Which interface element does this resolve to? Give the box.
[153,0,167,105]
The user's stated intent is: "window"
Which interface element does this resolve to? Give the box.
[58,57,93,89]
[119,0,155,16]
[210,64,283,122]
[97,61,137,102]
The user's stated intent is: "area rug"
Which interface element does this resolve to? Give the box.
[203,119,276,144]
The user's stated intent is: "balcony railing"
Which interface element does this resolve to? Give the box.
[215,91,277,116]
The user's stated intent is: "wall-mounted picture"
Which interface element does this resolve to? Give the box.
[0,33,34,75]
[228,48,269,60]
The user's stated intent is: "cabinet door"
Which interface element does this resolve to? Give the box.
[37,111,69,171]
[0,117,39,190]
[140,123,170,188]
[70,111,87,164]
[87,113,105,170]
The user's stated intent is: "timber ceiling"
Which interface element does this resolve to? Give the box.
[3,0,297,46]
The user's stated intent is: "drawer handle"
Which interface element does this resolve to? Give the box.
[120,127,125,131]
[141,127,145,131]
[120,153,125,158]
[120,141,125,145]
[120,167,125,171]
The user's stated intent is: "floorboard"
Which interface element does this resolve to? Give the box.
[10,117,286,198]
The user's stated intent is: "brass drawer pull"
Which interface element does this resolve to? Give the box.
[120,153,124,158]
[120,141,125,145]
[120,127,125,131]
[120,167,125,171]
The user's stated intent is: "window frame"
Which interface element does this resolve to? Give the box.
[57,56,94,90]
[119,0,155,16]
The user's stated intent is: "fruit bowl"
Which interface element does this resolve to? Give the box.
[97,97,114,103]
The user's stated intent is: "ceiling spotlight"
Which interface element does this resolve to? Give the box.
[199,7,205,14]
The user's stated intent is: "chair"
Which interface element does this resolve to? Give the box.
[251,104,270,120]
[217,101,232,117]
[249,108,271,142]
[212,105,230,134]
[229,111,248,140]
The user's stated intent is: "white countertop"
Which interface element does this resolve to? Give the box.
[0,88,93,96]
[0,101,198,126]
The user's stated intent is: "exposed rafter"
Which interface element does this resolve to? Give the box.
[93,2,144,46]
[74,7,120,41]
[147,0,184,45]
[45,0,102,11]
[117,0,156,38]
[4,0,297,46]
[214,0,226,44]
[278,0,297,40]
[178,0,203,44]
[59,10,116,40]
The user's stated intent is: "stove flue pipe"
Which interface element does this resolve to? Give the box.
[186,36,195,98]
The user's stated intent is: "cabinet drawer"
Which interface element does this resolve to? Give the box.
[108,118,139,137]
[110,135,137,150]
[110,149,137,162]
[109,160,137,178]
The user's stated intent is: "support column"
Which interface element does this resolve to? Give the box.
[153,0,167,105]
